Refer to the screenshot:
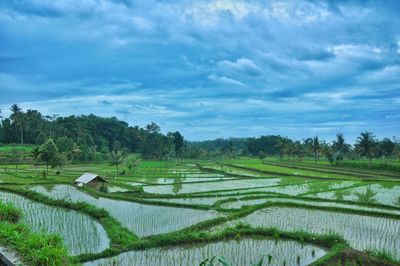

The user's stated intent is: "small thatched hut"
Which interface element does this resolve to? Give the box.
[74,173,107,189]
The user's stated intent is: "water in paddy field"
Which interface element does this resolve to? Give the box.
[314,183,400,206]
[84,238,326,266]
[0,191,110,255]
[31,185,220,237]
[142,178,282,194]
[228,207,400,259]
[221,197,400,215]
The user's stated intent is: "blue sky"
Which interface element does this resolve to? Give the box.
[0,0,399,141]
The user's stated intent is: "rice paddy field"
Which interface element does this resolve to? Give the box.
[1,157,400,265]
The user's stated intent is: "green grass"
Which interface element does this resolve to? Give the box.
[0,144,35,152]
[0,200,73,265]
[0,222,73,265]
[0,201,21,222]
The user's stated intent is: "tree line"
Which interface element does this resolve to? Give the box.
[0,104,399,167]
[0,105,184,163]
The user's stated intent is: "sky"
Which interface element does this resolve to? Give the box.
[0,0,399,142]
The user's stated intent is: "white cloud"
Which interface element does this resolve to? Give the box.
[267,1,330,24]
[184,0,259,26]
[397,41,400,54]
[217,58,262,76]
[208,74,245,87]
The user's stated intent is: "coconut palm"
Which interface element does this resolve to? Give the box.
[355,132,376,167]
[332,133,350,165]
[311,136,320,164]
[10,104,27,144]
[109,149,127,176]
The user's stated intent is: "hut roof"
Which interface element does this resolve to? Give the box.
[75,172,107,184]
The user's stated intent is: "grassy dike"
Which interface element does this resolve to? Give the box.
[0,201,72,265]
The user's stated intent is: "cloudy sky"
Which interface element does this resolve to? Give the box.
[0,0,399,141]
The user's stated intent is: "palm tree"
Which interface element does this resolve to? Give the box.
[109,150,127,176]
[10,104,21,142]
[9,104,26,144]
[9,104,21,120]
[332,133,350,165]
[311,136,320,164]
[355,132,376,167]
[31,147,41,176]
[276,138,287,160]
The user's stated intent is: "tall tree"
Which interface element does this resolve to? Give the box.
[332,133,350,165]
[9,104,26,144]
[355,132,376,167]
[171,131,184,164]
[31,147,41,176]
[109,141,127,176]
[40,139,59,174]
[311,136,320,164]
[379,138,395,158]
[109,150,126,176]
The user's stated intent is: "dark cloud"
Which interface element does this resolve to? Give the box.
[0,0,399,140]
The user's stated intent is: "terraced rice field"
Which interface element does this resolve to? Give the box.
[222,207,400,259]
[220,196,400,215]
[142,178,282,194]
[1,158,400,265]
[312,183,400,206]
[84,238,326,266]
[0,191,110,255]
[31,185,220,237]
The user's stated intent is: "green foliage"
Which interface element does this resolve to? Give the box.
[124,153,142,171]
[170,131,184,162]
[355,132,376,166]
[200,255,232,266]
[31,147,41,175]
[0,201,22,222]
[109,148,128,175]
[56,136,74,153]
[0,221,71,265]
[367,249,400,265]
[354,188,378,204]
[40,138,59,172]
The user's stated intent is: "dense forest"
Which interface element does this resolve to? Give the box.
[0,104,399,165]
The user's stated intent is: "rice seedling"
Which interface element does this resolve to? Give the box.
[142,178,282,194]
[226,207,400,259]
[0,191,110,255]
[31,185,220,237]
[146,196,235,206]
[312,184,400,206]
[83,238,326,266]
[394,196,400,207]
[0,221,72,265]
